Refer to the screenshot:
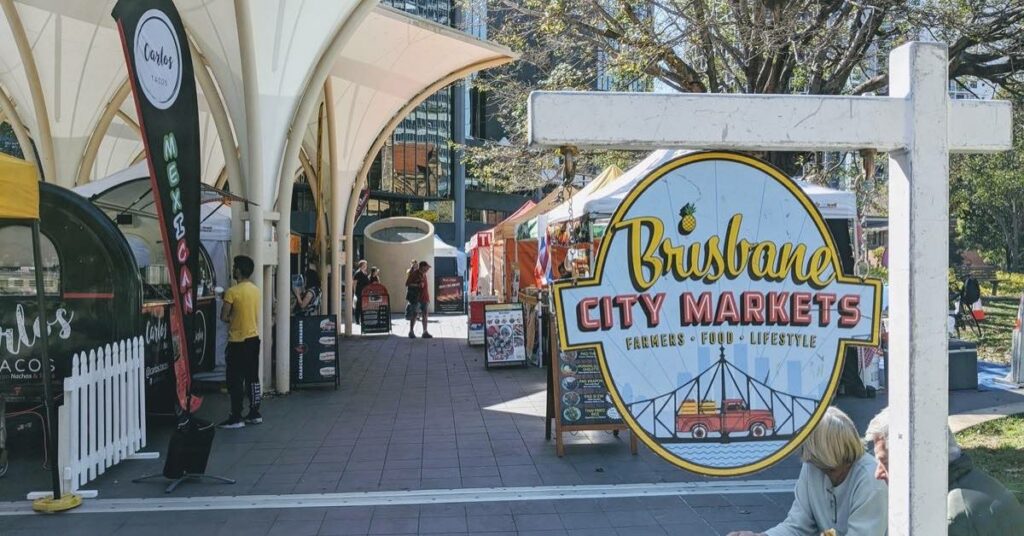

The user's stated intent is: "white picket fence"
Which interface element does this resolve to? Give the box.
[49,336,157,497]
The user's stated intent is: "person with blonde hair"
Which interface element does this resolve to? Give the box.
[728,406,887,536]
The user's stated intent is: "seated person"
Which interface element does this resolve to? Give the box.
[865,408,1024,535]
[728,406,887,536]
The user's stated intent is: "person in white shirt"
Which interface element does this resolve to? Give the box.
[727,406,888,536]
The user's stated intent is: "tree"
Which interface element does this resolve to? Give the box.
[951,99,1024,271]
[465,0,1024,191]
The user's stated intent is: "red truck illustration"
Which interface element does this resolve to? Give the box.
[675,398,774,439]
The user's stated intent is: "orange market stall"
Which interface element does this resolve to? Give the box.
[466,201,535,345]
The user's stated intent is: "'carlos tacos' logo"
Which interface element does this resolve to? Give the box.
[552,152,881,477]
[132,9,182,110]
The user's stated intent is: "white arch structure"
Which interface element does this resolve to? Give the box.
[0,0,515,393]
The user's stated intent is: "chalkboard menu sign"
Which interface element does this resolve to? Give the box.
[290,315,340,388]
[483,303,527,368]
[547,316,636,457]
[359,283,391,334]
[435,276,464,313]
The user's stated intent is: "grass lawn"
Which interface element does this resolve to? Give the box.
[953,271,1024,365]
[956,413,1024,503]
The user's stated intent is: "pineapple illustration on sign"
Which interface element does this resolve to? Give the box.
[678,203,697,234]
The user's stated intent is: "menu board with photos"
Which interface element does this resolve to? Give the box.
[290,315,340,388]
[483,303,527,368]
[547,316,636,457]
[556,347,623,426]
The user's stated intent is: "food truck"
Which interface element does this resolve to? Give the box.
[0,168,221,413]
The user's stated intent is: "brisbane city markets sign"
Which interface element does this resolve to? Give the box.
[552,152,881,476]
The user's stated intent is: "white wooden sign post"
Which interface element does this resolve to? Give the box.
[528,42,1011,535]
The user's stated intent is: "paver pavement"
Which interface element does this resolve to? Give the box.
[1,314,1022,535]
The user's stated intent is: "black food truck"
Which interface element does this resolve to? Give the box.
[0,175,219,416]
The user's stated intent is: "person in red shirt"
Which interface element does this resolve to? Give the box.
[405,261,432,338]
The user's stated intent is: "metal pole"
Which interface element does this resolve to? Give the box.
[31,221,60,499]
[453,81,467,249]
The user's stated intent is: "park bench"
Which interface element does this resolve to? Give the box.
[963,265,999,296]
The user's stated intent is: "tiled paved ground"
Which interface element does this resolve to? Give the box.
[1,494,794,535]
[3,314,1023,535]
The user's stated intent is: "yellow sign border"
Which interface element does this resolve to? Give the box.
[551,151,882,477]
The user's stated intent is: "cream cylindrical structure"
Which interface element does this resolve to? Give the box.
[363,217,435,313]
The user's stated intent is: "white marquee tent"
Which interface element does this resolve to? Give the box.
[579,150,858,221]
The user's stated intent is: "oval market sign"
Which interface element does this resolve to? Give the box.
[552,152,881,476]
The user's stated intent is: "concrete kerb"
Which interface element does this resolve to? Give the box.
[948,400,1024,433]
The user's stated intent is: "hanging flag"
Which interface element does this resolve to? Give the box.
[535,213,550,287]
[113,0,201,413]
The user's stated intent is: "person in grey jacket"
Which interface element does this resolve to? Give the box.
[728,407,888,536]
[866,408,1024,535]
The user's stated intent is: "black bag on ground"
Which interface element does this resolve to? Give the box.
[962,276,981,306]
[163,417,215,478]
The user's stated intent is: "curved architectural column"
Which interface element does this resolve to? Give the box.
[273,2,377,394]
[190,38,244,198]
[75,80,131,186]
[340,57,515,334]
[0,0,55,181]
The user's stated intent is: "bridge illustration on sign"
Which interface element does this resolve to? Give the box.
[626,345,820,444]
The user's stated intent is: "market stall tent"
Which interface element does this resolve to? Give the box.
[580,150,857,220]
[512,165,623,241]
[433,235,467,278]
[466,200,535,298]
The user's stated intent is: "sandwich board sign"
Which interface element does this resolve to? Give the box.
[551,152,882,476]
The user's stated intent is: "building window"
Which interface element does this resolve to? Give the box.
[469,86,488,140]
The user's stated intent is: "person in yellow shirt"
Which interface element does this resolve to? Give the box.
[218,255,262,428]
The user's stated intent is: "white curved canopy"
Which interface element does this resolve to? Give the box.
[178,0,369,206]
[0,0,228,185]
[326,5,517,224]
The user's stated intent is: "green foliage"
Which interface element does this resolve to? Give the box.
[951,98,1024,271]
[461,0,1024,195]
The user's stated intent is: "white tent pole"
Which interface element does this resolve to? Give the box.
[326,79,343,334]
[342,57,516,329]
[0,83,38,171]
[0,0,55,183]
[270,3,377,392]
[234,0,270,391]
[75,80,131,186]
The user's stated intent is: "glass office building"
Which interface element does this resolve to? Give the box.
[365,0,456,220]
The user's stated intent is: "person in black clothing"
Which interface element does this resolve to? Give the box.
[369,267,380,284]
[353,260,370,324]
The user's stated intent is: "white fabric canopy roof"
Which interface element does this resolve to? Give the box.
[580,150,858,221]
[325,6,516,226]
[791,179,857,220]
[71,162,233,240]
[434,235,467,276]
[545,150,690,224]
[0,1,225,186]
